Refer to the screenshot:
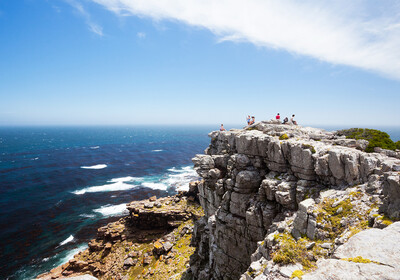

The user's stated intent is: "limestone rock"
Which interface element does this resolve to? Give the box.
[333,222,400,266]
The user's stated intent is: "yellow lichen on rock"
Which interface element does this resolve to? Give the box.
[291,269,304,279]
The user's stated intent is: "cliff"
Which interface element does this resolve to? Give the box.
[189,121,400,280]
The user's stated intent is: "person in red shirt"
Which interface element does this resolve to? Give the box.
[276,113,280,120]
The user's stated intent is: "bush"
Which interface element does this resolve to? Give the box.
[396,141,400,150]
[337,128,397,153]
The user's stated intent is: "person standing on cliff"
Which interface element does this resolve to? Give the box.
[276,113,280,121]
[291,114,297,125]
[220,124,226,131]
[246,115,251,125]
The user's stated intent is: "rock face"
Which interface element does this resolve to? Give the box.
[303,222,400,280]
[189,122,400,280]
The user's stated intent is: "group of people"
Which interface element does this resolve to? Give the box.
[246,115,256,125]
[219,113,298,131]
[276,113,297,125]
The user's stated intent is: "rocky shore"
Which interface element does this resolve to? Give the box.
[37,122,400,280]
[37,187,202,280]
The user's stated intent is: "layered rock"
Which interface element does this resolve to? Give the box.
[189,122,400,280]
[37,192,203,280]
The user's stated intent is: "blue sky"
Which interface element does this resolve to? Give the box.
[0,0,400,127]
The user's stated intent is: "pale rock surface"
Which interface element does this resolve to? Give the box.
[189,123,400,280]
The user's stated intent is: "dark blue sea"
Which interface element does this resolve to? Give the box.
[0,126,214,280]
[0,125,399,280]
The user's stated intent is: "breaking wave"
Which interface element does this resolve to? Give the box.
[93,203,129,217]
[80,164,107,169]
[72,176,141,195]
[59,235,74,246]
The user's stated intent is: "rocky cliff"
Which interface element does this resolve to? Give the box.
[189,122,400,280]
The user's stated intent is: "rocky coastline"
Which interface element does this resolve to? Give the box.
[37,122,400,280]
[37,186,202,280]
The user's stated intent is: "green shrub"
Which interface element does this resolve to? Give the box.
[272,234,314,270]
[337,128,397,153]
[396,141,400,150]
[302,144,316,154]
[279,134,289,140]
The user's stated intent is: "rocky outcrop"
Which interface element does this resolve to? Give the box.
[303,222,400,280]
[37,192,203,280]
[189,122,400,280]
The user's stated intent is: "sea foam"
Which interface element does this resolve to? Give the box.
[80,164,107,170]
[141,182,168,191]
[140,166,199,192]
[165,166,198,191]
[72,176,141,195]
[56,244,88,267]
[59,235,74,246]
[93,203,129,217]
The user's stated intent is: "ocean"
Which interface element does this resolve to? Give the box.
[0,126,213,280]
[0,125,399,280]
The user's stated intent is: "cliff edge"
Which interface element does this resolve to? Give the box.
[189,122,400,280]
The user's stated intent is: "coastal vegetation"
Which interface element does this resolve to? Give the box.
[337,128,400,152]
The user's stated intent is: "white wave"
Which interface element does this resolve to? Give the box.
[165,166,199,192]
[57,244,88,266]
[141,182,168,191]
[79,213,96,218]
[80,164,107,170]
[168,167,179,172]
[59,235,74,246]
[90,146,100,149]
[140,166,199,192]
[152,149,163,152]
[31,157,39,161]
[72,176,140,195]
[94,203,129,217]
[109,176,142,183]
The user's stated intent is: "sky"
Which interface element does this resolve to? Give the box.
[0,0,400,127]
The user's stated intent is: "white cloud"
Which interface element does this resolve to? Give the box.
[89,22,104,36]
[90,0,400,79]
[65,0,104,36]
[137,32,146,38]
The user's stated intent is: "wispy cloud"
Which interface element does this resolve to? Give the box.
[90,0,400,80]
[137,32,146,39]
[65,0,103,36]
